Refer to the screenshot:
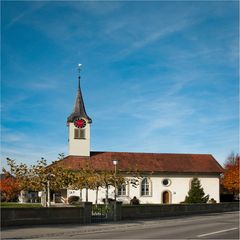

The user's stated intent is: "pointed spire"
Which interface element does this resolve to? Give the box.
[67,64,92,123]
[77,64,81,90]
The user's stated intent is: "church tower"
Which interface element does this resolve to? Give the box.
[67,65,92,156]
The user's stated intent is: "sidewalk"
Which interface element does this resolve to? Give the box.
[2,212,238,239]
[2,220,144,239]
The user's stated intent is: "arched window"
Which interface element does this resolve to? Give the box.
[141,178,150,196]
[118,184,126,196]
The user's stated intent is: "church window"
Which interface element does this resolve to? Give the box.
[118,184,126,196]
[141,178,150,196]
[74,128,85,139]
[162,179,171,187]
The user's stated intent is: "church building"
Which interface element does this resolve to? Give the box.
[55,68,223,204]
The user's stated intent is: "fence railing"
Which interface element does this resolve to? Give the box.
[91,204,112,223]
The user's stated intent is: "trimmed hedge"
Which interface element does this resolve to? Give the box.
[1,202,42,208]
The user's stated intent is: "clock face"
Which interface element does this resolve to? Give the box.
[74,118,87,128]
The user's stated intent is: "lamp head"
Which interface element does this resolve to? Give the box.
[112,159,118,166]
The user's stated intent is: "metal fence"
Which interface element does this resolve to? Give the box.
[91,204,113,223]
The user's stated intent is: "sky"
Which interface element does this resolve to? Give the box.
[1,0,239,169]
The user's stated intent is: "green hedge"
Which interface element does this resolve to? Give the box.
[1,202,42,208]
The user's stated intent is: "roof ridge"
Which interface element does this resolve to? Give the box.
[90,151,213,156]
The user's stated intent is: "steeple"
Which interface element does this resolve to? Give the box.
[67,64,91,157]
[67,65,92,123]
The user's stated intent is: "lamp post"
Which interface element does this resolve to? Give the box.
[112,159,118,221]
[46,173,55,208]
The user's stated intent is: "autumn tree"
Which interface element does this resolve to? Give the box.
[222,153,239,196]
[70,167,93,202]
[3,156,75,206]
[224,152,239,167]
[0,175,20,202]
[2,155,141,206]
[3,158,31,191]
[88,172,103,206]
[185,178,209,203]
[3,157,72,192]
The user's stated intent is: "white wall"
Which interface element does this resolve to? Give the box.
[68,122,90,156]
[67,174,220,204]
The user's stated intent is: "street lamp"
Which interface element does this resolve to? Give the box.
[112,159,118,221]
[46,173,55,208]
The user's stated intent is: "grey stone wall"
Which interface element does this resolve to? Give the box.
[2,202,238,227]
[121,202,239,220]
[1,206,88,227]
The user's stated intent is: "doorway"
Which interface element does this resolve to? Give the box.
[162,191,171,204]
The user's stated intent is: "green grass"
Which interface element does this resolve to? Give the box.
[0,202,42,208]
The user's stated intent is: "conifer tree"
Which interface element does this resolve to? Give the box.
[185,178,209,203]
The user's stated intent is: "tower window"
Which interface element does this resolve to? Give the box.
[74,128,86,139]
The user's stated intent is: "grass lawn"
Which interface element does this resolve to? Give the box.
[1,202,42,208]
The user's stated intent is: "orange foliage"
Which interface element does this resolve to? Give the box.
[222,158,240,195]
[0,177,20,202]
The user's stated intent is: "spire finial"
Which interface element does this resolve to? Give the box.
[77,64,82,89]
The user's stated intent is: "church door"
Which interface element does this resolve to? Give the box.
[162,191,170,204]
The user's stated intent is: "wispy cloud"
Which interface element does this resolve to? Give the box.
[1,125,67,168]
[4,2,45,29]
[71,1,123,15]
[118,19,196,59]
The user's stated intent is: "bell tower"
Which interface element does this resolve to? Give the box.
[67,64,92,156]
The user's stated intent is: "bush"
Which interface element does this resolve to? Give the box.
[102,198,115,204]
[130,196,140,205]
[68,196,80,204]
[92,205,110,215]
[208,198,217,204]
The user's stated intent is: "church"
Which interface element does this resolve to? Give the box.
[55,68,223,204]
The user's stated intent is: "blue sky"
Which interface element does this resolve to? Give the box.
[1,1,239,168]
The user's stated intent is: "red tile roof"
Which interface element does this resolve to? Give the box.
[53,151,223,174]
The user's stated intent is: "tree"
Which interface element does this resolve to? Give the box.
[185,178,209,203]
[88,172,103,206]
[222,153,239,196]
[3,158,30,191]
[3,157,75,206]
[224,152,239,167]
[2,156,141,206]
[0,175,20,202]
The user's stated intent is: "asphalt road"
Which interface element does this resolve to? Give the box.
[1,211,239,239]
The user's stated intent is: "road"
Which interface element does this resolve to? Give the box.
[1,211,239,239]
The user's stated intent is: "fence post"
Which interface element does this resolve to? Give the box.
[82,202,92,223]
[115,201,122,221]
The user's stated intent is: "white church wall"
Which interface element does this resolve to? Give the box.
[66,174,220,204]
[68,122,90,156]
[198,176,220,202]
